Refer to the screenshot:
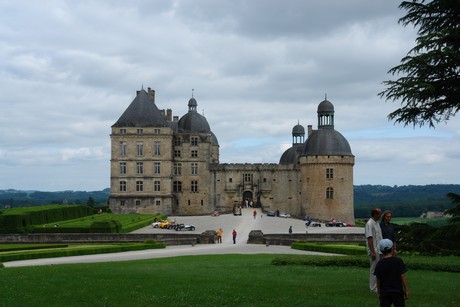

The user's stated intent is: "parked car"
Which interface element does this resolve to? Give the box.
[307,221,322,227]
[152,221,163,228]
[266,211,275,217]
[159,221,171,229]
[211,211,221,217]
[325,221,346,227]
[278,212,291,218]
[175,224,196,231]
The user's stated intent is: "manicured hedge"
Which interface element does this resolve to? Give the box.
[0,243,166,262]
[291,242,366,255]
[272,255,460,273]
[0,244,68,252]
[0,205,94,233]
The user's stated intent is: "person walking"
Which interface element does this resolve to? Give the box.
[374,239,409,306]
[365,208,383,293]
[289,226,293,234]
[380,210,397,255]
[216,228,223,244]
[253,209,257,219]
[232,229,237,244]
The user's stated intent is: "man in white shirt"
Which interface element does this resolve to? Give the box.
[365,208,383,292]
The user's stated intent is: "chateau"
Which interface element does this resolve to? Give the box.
[109,87,355,223]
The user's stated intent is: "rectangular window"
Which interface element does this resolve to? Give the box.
[119,129,126,134]
[137,142,144,156]
[154,181,160,192]
[326,168,334,179]
[191,180,198,192]
[243,173,253,182]
[173,181,182,192]
[154,141,161,156]
[120,200,125,206]
[119,181,126,192]
[137,129,143,134]
[136,181,143,192]
[156,200,161,206]
[174,150,181,157]
[191,137,198,146]
[153,162,161,174]
[174,163,182,176]
[120,141,127,156]
[154,129,161,134]
[191,150,198,158]
[326,187,334,199]
[136,162,144,174]
[173,137,181,146]
[135,200,141,206]
[119,162,126,175]
[191,162,198,175]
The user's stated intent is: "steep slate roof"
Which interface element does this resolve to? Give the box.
[302,129,353,156]
[279,144,304,164]
[112,89,169,127]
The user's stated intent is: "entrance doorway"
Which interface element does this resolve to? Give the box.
[242,191,253,208]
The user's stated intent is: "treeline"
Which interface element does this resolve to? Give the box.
[0,189,110,208]
[354,184,460,218]
[2,185,459,218]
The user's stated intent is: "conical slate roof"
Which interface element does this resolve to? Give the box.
[112,89,169,127]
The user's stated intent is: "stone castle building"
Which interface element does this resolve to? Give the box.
[109,87,355,223]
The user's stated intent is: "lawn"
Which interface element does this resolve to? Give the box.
[392,217,449,227]
[0,254,458,306]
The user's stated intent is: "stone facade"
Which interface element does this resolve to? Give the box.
[109,87,355,223]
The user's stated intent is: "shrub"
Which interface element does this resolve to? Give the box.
[291,242,366,255]
[143,238,156,244]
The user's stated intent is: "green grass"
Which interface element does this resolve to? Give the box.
[392,217,449,227]
[0,254,458,306]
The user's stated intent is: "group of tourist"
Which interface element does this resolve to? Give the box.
[365,208,409,306]
[215,228,237,244]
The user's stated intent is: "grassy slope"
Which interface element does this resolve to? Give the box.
[0,254,458,306]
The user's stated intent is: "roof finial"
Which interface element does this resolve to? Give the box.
[192,88,194,98]
[325,93,327,100]
[297,120,300,125]
[202,109,205,116]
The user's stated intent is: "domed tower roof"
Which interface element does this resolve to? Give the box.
[279,144,304,164]
[178,95,214,135]
[292,123,305,136]
[302,98,353,156]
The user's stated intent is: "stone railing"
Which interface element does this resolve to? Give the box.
[248,230,364,246]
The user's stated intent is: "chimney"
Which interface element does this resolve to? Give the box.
[166,109,172,121]
[147,87,155,101]
[173,116,179,121]
[160,109,166,118]
[308,125,313,136]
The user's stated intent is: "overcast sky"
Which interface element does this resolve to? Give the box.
[1,0,459,191]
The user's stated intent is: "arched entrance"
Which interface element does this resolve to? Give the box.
[242,191,253,207]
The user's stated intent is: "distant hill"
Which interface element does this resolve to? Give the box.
[354,184,460,218]
[0,189,110,208]
[1,185,459,218]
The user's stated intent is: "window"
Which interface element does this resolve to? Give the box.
[191,180,198,192]
[191,150,198,158]
[173,181,182,192]
[137,129,143,134]
[119,162,126,175]
[191,162,198,175]
[119,181,126,192]
[191,137,198,146]
[243,173,253,182]
[174,163,182,176]
[137,142,144,156]
[156,200,161,206]
[153,162,161,174]
[326,187,334,199]
[326,168,334,179]
[154,181,160,192]
[229,178,232,182]
[173,137,181,146]
[119,129,126,134]
[153,141,161,155]
[136,181,143,192]
[120,200,125,206]
[136,162,144,174]
[135,200,141,206]
[120,141,127,156]
[154,128,161,134]
[174,150,181,157]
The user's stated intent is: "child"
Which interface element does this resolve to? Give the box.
[374,239,409,307]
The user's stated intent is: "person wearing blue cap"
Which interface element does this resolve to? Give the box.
[374,238,409,307]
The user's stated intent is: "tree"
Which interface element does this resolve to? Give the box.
[445,192,460,222]
[379,0,460,127]
[86,196,95,207]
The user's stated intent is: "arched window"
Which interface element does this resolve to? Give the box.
[326,187,334,199]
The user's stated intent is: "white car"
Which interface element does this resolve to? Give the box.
[151,221,163,228]
[278,212,291,218]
